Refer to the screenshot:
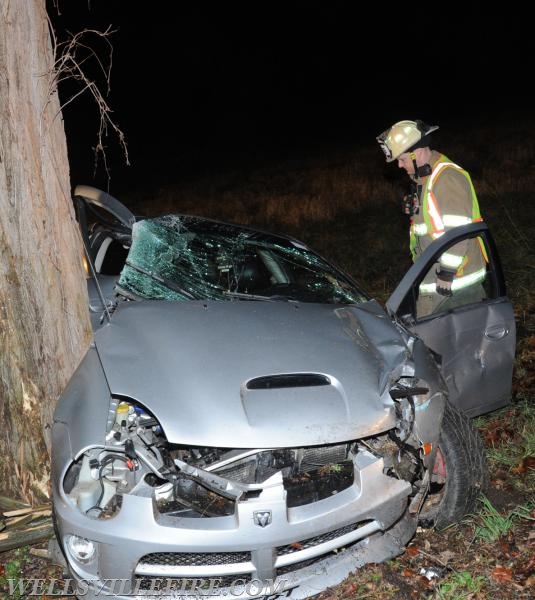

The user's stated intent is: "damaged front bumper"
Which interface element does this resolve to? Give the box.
[52,448,416,599]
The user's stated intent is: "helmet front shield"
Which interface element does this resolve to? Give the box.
[377,120,439,163]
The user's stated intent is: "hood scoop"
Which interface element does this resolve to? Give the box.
[246,373,330,390]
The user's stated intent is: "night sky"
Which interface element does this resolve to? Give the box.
[47,1,533,195]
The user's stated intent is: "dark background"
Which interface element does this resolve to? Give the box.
[47,1,533,196]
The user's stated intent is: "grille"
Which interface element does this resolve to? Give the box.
[276,556,325,576]
[276,521,374,577]
[277,521,371,556]
[134,575,251,591]
[139,551,251,567]
[300,444,348,472]
[284,460,354,508]
[217,460,277,483]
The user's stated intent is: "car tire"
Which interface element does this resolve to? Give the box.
[419,402,488,529]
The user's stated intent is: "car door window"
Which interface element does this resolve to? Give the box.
[416,233,495,320]
[395,230,505,323]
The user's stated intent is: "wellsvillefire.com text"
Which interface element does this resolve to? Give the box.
[5,576,296,598]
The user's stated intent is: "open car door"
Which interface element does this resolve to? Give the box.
[73,185,136,328]
[386,222,516,417]
[73,185,135,272]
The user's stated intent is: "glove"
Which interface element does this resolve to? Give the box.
[401,194,413,215]
[435,269,455,296]
[401,191,420,216]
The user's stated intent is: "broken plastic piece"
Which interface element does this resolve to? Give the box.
[419,566,444,580]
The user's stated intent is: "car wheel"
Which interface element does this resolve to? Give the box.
[419,402,488,529]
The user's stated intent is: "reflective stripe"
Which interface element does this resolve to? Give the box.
[419,282,438,294]
[412,223,443,238]
[440,251,463,269]
[443,214,473,227]
[427,192,444,234]
[419,268,486,295]
[412,223,428,235]
[410,155,486,268]
[478,236,489,264]
[452,268,486,290]
[428,161,459,189]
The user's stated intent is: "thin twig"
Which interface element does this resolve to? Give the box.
[43,25,129,184]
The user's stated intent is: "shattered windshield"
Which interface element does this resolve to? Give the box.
[117,215,367,304]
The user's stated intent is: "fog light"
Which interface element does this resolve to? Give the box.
[66,535,96,563]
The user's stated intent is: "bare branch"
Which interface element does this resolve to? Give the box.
[46,26,129,182]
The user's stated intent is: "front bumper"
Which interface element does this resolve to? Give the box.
[53,450,416,599]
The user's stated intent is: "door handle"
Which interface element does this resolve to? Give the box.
[485,324,508,340]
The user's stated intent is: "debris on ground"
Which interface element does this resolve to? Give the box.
[0,497,53,553]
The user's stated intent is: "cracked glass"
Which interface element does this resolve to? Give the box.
[117,215,367,304]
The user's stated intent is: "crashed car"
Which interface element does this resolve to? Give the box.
[50,185,516,599]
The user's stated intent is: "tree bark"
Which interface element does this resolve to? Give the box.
[0,1,92,503]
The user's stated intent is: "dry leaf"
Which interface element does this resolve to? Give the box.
[512,460,527,475]
[340,582,358,598]
[417,575,434,588]
[491,565,513,582]
[498,538,514,556]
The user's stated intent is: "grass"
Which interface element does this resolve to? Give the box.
[435,570,485,599]
[472,495,535,542]
[475,400,535,493]
[0,546,30,599]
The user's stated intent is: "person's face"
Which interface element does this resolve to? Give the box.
[397,153,414,174]
[397,147,429,175]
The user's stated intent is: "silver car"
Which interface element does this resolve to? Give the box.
[50,186,516,599]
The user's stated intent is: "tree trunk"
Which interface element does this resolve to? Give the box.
[0,1,92,504]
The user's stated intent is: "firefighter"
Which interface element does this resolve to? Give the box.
[376,119,487,316]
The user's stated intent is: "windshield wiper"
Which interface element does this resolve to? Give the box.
[223,291,277,301]
[124,261,196,299]
[223,290,297,302]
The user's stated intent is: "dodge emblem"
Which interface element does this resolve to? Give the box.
[253,510,272,527]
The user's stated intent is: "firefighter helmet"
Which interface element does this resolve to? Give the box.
[377,120,439,163]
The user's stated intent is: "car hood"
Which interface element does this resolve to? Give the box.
[94,299,411,447]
